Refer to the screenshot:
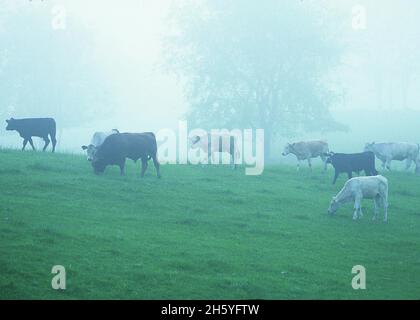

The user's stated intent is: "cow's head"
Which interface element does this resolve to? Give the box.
[81,144,98,161]
[325,151,335,164]
[5,118,16,131]
[364,142,375,152]
[91,155,106,175]
[327,197,340,215]
[282,143,293,156]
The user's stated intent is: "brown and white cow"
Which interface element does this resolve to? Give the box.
[190,133,241,168]
[282,140,329,172]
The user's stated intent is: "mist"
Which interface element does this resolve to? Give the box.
[1,0,420,161]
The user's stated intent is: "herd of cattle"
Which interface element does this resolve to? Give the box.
[5,117,420,222]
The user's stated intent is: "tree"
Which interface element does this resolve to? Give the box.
[165,0,345,158]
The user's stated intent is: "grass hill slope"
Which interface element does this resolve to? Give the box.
[0,149,419,299]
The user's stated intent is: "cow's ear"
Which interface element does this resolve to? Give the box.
[6,119,9,123]
[82,145,88,150]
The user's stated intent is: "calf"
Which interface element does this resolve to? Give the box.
[326,151,378,184]
[5,117,57,152]
[328,175,388,222]
[282,140,329,172]
[91,132,160,178]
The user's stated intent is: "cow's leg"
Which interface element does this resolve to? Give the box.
[385,159,392,171]
[347,171,353,180]
[373,196,380,221]
[51,134,57,153]
[28,138,36,151]
[296,160,301,172]
[152,155,161,178]
[332,170,339,184]
[230,152,238,169]
[320,155,327,172]
[307,158,312,172]
[211,152,218,165]
[353,195,362,220]
[22,139,28,151]
[140,158,148,178]
[382,193,389,222]
[381,160,386,170]
[42,136,50,152]
[405,158,412,170]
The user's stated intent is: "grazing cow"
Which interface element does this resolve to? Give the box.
[82,129,119,161]
[326,151,378,184]
[190,133,240,168]
[364,142,420,171]
[328,175,388,222]
[5,117,57,152]
[91,132,160,178]
[282,140,329,171]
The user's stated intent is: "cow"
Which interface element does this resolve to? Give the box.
[364,142,420,171]
[82,129,119,161]
[282,140,329,172]
[326,151,378,184]
[5,117,57,152]
[91,132,161,178]
[190,133,240,168]
[328,175,388,222]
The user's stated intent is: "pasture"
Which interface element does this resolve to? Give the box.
[0,149,419,299]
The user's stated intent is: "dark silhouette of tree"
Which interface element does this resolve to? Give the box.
[165,0,346,158]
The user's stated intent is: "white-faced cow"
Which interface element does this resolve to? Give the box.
[328,175,388,222]
[190,133,240,168]
[91,132,161,178]
[364,142,420,171]
[282,140,329,172]
[5,117,57,152]
[82,129,119,161]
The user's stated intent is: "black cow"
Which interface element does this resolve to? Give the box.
[5,118,57,152]
[326,151,378,184]
[91,132,161,178]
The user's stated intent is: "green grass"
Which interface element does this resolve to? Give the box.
[0,149,419,299]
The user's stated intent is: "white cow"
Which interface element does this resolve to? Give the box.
[364,142,419,171]
[82,129,119,161]
[190,133,240,168]
[328,175,388,222]
[282,140,329,171]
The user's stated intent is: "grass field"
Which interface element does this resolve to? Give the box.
[0,149,419,300]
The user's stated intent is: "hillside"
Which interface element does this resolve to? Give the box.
[0,149,419,299]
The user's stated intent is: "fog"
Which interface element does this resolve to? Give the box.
[1,0,420,162]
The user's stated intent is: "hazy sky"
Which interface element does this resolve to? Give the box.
[2,0,420,154]
[57,0,420,122]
